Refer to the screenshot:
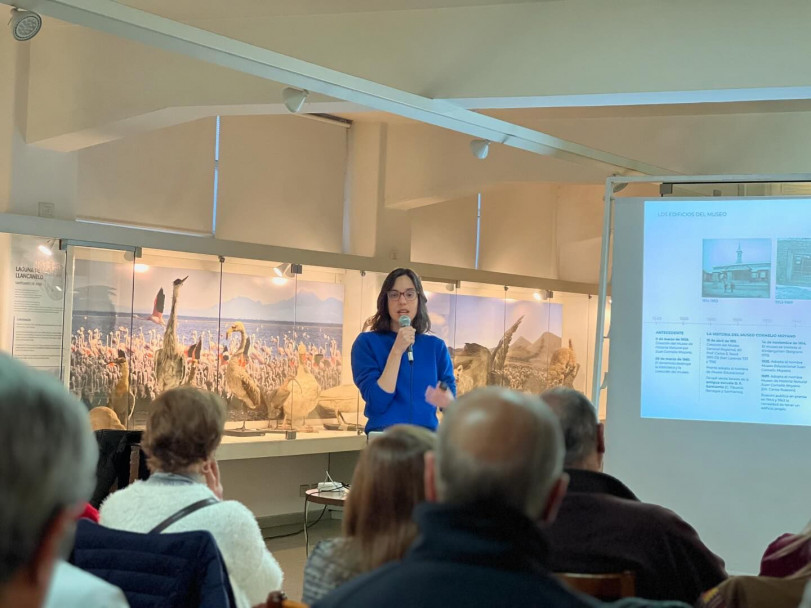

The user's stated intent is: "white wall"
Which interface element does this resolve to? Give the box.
[216,115,347,252]
[24,23,289,146]
[556,183,659,283]
[3,41,78,220]
[219,451,358,519]
[479,183,559,278]
[343,123,382,258]
[77,118,215,232]
[22,0,811,143]
[382,123,606,209]
[410,193,477,268]
[0,34,15,212]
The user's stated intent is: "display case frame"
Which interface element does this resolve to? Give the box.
[0,213,605,459]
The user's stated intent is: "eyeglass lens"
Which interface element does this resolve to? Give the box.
[387,289,417,301]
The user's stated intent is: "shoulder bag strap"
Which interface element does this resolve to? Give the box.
[149,497,219,534]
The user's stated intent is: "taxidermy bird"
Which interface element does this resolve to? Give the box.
[547,339,580,389]
[317,384,362,428]
[154,276,187,394]
[107,349,135,426]
[138,288,166,326]
[453,316,524,395]
[89,406,126,431]
[273,344,320,431]
[184,337,202,386]
[224,322,262,430]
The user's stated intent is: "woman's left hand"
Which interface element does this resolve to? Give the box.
[425,384,454,411]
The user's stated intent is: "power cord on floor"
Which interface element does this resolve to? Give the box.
[262,505,328,541]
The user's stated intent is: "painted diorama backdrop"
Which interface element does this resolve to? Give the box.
[67,254,581,435]
[69,258,345,431]
[426,291,579,395]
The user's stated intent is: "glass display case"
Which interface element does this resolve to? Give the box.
[0,232,608,445]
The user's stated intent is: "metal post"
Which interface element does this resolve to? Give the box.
[591,178,615,407]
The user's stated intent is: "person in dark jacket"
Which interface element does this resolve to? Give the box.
[541,387,727,604]
[313,387,599,608]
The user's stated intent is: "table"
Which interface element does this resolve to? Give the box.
[303,488,348,556]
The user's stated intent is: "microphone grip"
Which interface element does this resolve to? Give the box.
[407,347,414,363]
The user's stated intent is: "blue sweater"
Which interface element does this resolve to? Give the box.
[351,331,456,432]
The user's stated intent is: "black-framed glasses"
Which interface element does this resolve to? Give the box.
[387,289,418,301]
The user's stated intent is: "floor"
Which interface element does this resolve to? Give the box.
[265,516,343,601]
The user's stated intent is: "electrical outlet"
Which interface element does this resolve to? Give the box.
[38,202,54,218]
[299,484,310,497]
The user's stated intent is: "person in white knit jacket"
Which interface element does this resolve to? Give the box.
[100,386,283,607]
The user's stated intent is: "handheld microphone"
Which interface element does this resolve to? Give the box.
[399,315,414,363]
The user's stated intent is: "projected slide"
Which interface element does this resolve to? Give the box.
[642,198,811,426]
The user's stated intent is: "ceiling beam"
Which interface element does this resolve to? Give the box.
[4,0,676,176]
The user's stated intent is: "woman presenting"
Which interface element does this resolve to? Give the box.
[351,268,456,433]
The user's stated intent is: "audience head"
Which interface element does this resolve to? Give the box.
[142,386,225,475]
[343,424,435,571]
[0,354,97,607]
[429,387,567,522]
[541,387,605,471]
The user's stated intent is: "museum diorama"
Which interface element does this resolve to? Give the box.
[4,232,603,444]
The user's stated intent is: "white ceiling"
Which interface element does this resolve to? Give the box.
[115,0,554,20]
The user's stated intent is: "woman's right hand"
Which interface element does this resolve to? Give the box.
[392,325,416,356]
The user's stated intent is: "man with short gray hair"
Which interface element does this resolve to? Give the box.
[314,387,599,608]
[542,387,726,604]
[0,354,100,608]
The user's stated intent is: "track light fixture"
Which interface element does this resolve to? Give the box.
[470,139,490,160]
[282,87,309,113]
[273,262,303,278]
[9,8,42,41]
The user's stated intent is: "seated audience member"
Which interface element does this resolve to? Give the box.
[100,387,282,606]
[313,387,600,608]
[759,520,811,577]
[0,354,125,608]
[694,522,811,608]
[302,425,435,604]
[696,564,811,608]
[541,387,726,604]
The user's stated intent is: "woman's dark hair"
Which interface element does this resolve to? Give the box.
[342,424,436,571]
[369,268,431,334]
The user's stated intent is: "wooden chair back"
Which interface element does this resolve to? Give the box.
[556,571,636,599]
[128,444,141,485]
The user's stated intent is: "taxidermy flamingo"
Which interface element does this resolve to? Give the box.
[107,349,135,426]
[154,276,188,394]
[184,337,202,386]
[137,287,165,325]
[225,321,262,430]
